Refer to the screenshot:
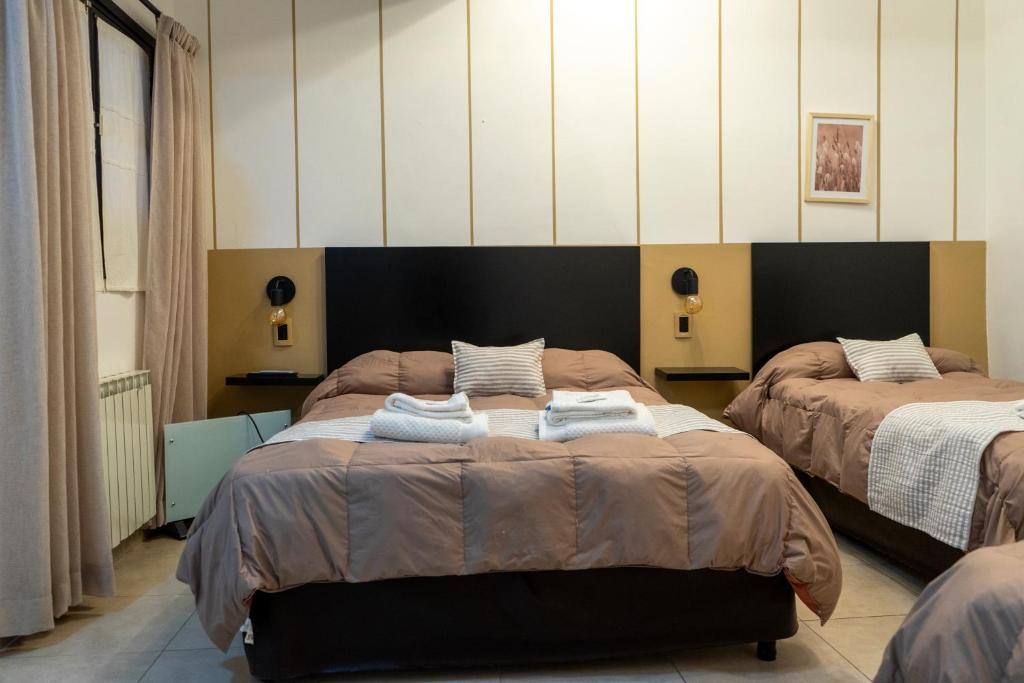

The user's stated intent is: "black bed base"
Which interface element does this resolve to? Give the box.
[794,470,964,579]
[244,567,798,681]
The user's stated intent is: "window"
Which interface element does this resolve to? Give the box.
[79,0,154,293]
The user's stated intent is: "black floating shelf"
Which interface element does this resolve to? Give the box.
[225,373,325,387]
[655,366,751,382]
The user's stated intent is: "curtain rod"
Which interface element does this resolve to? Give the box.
[137,0,161,17]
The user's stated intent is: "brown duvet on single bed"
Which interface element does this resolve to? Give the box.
[725,341,1024,551]
[875,540,1024,682]
[178,348,842,651]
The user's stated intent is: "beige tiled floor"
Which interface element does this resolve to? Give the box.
[0,532,923,682]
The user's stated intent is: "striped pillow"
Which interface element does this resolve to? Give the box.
[452,338,546,397]
[837,333,941,383]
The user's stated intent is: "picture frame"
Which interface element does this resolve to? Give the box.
[805,113,874,204]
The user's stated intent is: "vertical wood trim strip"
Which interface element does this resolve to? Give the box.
[796,0,802,242]
[550,0,557,245]
[717,0,723,244]
[952,0,959,241]
[291,0,301,247]
[634,0,640,245]
[875,0,881,241]
[466,0,475,245]
[207,0,217,249]
[378,0,388,246]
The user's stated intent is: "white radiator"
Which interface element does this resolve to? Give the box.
[99,370,156,547]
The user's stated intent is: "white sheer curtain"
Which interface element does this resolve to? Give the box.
[97,19,151,292]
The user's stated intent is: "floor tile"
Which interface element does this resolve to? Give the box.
[859,557,929,596]
[166,612,242,652]
[826,561,919,619]
[139,648,253,682]
[796,597,818,622]
[833,533,875,567]
[113,550,187,598]
[806,615,905,680]
[0,595,135,656]
[3,595,194,658]
[0,651,158,683]
[671,626,867,682]
[501,656,682,682]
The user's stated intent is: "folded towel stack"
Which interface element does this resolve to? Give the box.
[384,392,473,421]
[545,389,639,425]
[1016,401,1024,419]
[370,392,489,443]
[540,390,656,441]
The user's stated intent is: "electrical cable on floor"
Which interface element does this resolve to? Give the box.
[237,411,266,444]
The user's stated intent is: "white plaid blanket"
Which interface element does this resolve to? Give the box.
[868,400,1024,549]
[263,404,740,447]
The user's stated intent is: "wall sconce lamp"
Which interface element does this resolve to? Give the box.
[671,267,702,339]
[671,267,703,313]
[266,275,296,346]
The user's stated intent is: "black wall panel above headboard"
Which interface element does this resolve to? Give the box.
[751,242,930,375]
[325,247,640,373]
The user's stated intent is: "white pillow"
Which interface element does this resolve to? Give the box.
[837,333,941,383]
[452,338,546,397]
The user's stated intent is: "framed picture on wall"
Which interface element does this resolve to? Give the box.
[805,113,874,204]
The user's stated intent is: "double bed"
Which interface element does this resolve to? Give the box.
[178,247,843,680]
[729,242,1024,577]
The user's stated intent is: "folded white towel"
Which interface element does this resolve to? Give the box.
[539,405,656,442]
[370,409,489,444]
[545,390,639,426]
[1016,401,1024,418]
[383,392,472,421]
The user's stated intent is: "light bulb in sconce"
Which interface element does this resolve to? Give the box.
[265,275,296,326]
[671,267,703,315]
[269,305,287,325]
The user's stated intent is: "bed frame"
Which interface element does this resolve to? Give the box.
[242,246,798,680]
[751,242,964,578]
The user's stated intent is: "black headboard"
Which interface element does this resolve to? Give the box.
[751,242,930,375]
[325,247,640,372]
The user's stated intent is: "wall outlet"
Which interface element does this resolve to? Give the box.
[273,318,294,346]
[674,312,692,339]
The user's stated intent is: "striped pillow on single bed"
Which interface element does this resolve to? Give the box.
[837,333,941,383]
[452,338,546,397]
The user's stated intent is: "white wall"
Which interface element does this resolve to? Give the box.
[985,0,1024,380]
[96,292,145,377]
[171,0,980,249]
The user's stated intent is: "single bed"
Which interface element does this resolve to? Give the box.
[178,247,842,680]
[875,540,1024,682]
[730,242,1024,578]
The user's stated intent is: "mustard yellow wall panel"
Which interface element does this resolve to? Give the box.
[208,248,326,419]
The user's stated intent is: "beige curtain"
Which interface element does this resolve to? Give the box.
[143,15,209,525]
[0,0,115,637]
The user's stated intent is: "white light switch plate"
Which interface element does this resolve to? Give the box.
[674,312,692,339]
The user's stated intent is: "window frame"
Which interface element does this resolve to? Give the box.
[84,0,155,280]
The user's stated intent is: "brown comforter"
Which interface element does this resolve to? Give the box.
[875,541,1024,682]
[179,349,841,651]
[725,342,1024,550]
